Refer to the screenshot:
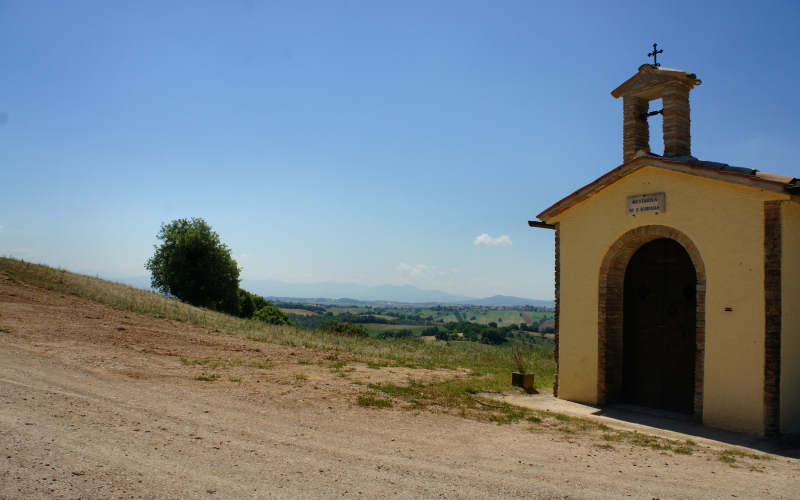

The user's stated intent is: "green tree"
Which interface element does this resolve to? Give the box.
[434,329,450,341]
[482,329,507,345]
[146,218,240,314]
[253,304,292,326]
[237,289,256,318]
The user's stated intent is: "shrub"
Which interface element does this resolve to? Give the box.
[435,330,450,341]
[482,329,507,345]
[378,329,413,339]
[253,304,292,325]
[320,319,367,337]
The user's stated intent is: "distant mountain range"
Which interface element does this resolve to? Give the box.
[239,280,552,307]
[113,276,553,308]
[240,280,473,304]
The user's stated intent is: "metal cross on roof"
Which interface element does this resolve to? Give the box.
[648,43,663,67]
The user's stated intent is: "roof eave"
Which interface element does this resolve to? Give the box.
[536,156,792,222]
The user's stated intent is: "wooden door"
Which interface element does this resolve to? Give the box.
[622,238,696,413]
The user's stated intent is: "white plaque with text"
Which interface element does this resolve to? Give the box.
[627,192,665,216]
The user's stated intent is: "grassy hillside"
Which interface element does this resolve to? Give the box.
[9,258,768,462]
[0,258,556,399]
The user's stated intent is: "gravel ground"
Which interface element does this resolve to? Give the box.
[1,277,798,499]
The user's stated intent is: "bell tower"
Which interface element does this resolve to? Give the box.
[611,56,702,162]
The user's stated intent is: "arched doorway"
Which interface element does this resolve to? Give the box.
[622,239,696,413]
[597,225,706,422]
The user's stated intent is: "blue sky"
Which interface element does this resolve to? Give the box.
[1,1,798,299]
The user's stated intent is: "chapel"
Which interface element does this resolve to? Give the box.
[530,59,799,436]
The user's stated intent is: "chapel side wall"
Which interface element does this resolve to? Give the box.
[550,166,784,434]
[781,200,800,434]
[556,224,599,403]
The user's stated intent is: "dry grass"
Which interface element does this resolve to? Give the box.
[1,257,297,340]
[0,257,554,388]
[1,258,779,467]
[716,448,772,465]
[0,259,562,433]
[357,396,393,408]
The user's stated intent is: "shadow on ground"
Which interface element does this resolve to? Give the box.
[490,390,800,459]
[595,404,799,459]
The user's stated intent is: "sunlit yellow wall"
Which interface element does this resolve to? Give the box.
[781,200,800,434]
[547,165,790,434]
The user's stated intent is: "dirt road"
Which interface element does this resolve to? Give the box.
[1,278,797,498]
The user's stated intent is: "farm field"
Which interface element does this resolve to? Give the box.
[279,308,315,316]
[1,259,797,498]
[377,307,553,326]
[277,300,556,341]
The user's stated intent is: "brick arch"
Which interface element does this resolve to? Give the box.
[597,225,706,422]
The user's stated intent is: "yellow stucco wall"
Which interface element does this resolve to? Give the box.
[781,201,800,434]
[547,165,790,434]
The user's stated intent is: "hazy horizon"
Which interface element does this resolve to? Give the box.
[108,273,555,305]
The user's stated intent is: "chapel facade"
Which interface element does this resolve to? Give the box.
[531,63,799,436]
